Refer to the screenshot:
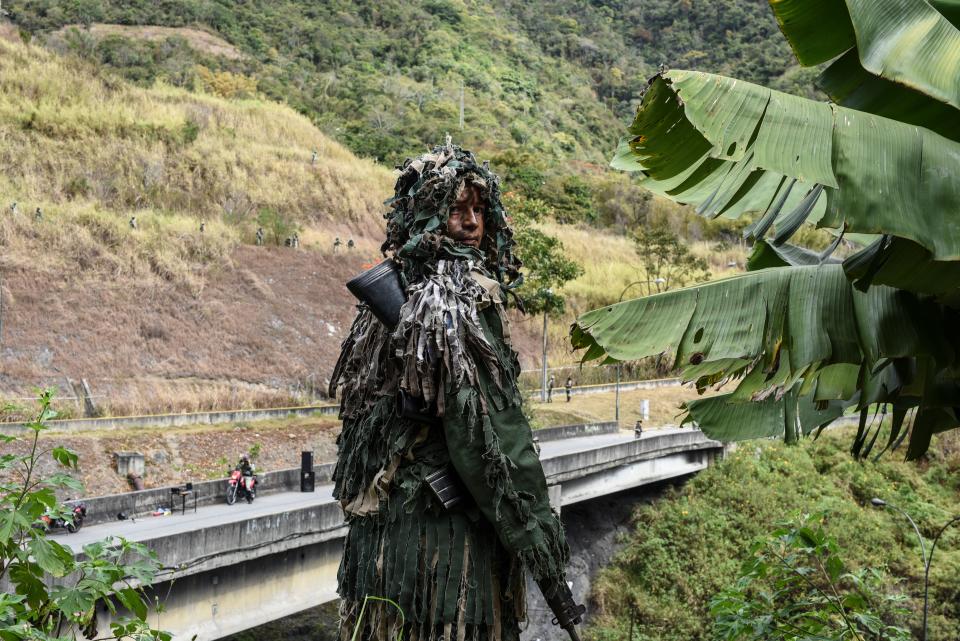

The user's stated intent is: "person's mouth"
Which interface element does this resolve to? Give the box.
[461,238,481,248]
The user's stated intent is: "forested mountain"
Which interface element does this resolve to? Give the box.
[5,0,808,167]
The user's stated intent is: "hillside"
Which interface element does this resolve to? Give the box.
[1,0,774,416]
[589,428,960,641]
[4,0,807,167]
[0,36,397,416]
[0,37,732,418]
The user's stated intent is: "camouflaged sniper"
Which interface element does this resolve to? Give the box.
[330,142,571,641]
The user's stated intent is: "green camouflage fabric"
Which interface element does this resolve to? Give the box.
[330,144,568,641]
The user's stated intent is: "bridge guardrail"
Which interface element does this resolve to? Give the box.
[72,421,623,526]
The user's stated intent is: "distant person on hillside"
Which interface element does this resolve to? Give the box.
[255,227,264,246]
[34,207,42,222]
[333,236,342,253]
[547,373,555,402]
[129,216,137,230]
[347,237,355,250]
[311,149,318,165]
[9,202,16,215]
[199,221,206,234]
[330,141,582,641]
[565,376,573,402]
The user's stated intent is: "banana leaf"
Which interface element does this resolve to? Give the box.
[682,387,848,443]
[818,49,960,142]
[770,0,960,112]
[747,239,841,270]
[571,266,960,457]
[617,70,960,261]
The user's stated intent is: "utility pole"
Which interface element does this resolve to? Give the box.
[459,80,465,130]
[540,289,552,403]
[540,310,548,402]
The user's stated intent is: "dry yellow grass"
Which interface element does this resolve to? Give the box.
[527,384,716,428]
[0,41,393,262]
[527,216,748,368]
[0,38,394,287]
[51,23,245,60]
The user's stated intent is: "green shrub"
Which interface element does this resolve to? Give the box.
[588,429,960,641]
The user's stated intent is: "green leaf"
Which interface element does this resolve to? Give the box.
[747,239,840,271]
[771,0,960,112]
[843,236,960,301]
[825,554,844,582]
[683,388,846,443]
[27,537,73,577]
[0,510,31,543]
[51,447,78,469]
[573,265,959,452]
[818,49,960,142]
[43,473,84,492]
[116,588,149,621]
[9,562,48,609]
[618,71,960,262]
[767,0,856,66]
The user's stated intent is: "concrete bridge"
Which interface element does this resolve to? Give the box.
[51,426,722,641]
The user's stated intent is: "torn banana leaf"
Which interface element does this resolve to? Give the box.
[770,0,960,115]
[682,387,848,444]
[615,70,960,261]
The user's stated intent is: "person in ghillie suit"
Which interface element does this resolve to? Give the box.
[330,141,579,641]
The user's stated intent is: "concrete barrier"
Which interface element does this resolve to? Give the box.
[534,421,619,442]
[78,461,337,527]
[0,404,340,435]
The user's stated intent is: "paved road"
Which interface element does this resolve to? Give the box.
[51,428,681,551]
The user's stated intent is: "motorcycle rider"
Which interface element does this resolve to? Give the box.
[236,453,257,497]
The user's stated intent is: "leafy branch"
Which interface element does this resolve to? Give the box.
[0,391,170,641]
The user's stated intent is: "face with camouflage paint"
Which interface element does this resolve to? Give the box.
[381,143,522,287]
[445,183,486,249]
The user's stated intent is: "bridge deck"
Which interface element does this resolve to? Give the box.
[51,428,675,550]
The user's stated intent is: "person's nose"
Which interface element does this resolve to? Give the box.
[462,208,479,229]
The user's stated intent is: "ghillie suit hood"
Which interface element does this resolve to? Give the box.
[382,140,523,289]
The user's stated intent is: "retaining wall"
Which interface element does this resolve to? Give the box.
[2,379,680,435]
[77,461,337,527]
[0,404,340,435]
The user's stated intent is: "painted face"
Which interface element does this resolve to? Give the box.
[445,183,486,249]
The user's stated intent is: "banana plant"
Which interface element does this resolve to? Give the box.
[572,0,960,458]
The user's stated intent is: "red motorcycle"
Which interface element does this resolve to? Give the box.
[39,502,87,533]
[226,469,256,505]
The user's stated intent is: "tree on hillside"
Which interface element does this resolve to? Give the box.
[631,223,710,295]
[256,207,298,247]
[572,0,960,459]
[512,210,583,400]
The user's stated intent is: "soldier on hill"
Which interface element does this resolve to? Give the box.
[34,207,42,222]
[333,236,342,253]
[129,216,137,230]
[330,142,583,641]
[9,201,17,216]
[347,237,355,250]
[255,226,264,246]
